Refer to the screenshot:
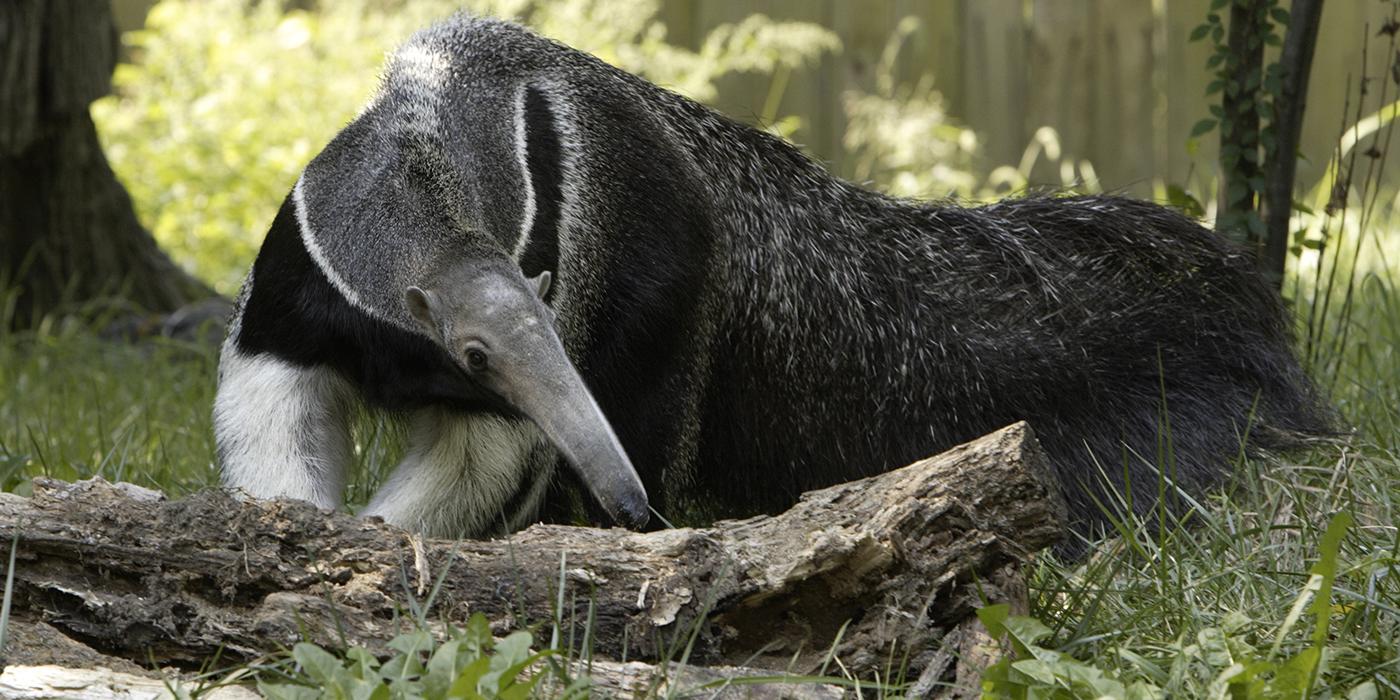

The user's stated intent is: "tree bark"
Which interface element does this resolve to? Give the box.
[0,0,210,327]
[0,423,1064,684]
[1262,0,1326,286]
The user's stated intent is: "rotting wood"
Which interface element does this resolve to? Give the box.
[0,422,1065,684]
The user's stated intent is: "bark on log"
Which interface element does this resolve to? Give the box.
[0,423,1064,683]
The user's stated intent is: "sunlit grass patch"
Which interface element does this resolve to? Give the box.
[0,322,220,497]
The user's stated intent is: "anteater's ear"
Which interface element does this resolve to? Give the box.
[530,270,552,300]
[405,286,440,335]
[516,85,561,295]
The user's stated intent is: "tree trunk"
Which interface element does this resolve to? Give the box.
[0,0,210,327]
[0,423,1065,685]
[1219,0,1266,248]
[1262,0,1325,287]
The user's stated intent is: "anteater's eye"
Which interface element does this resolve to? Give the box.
[464,347,489,372]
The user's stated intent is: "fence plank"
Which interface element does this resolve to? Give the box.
[962,0,1030,172]
[1090,0,1157,190]
[1026,1,1092,187]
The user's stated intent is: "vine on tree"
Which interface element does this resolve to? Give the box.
[1190,0,1290,249]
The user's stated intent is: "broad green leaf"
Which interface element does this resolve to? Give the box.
[447,656,493,699]
[294,642,350,688]
[388,629,435,656]
[425,639,464,698]
[258,683,322,700]
[344,647,380,680]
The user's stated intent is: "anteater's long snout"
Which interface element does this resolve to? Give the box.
[487,293,649,529]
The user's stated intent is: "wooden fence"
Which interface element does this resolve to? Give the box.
[659,0,1396,196]
[111,0,1395,196]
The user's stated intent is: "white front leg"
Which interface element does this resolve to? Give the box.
[361,408,551,537]
[213,344,355,509]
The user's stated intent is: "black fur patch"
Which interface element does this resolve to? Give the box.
[518,86,562,299]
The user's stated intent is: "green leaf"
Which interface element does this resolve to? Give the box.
[425,639,464,698]
[1271,646,1322,696]
[1167,184,1206,218]
[1009,658,1060,685]
[294,642,349,688]
[976,605,1011,639]
[446,656,493,699]
[349,678,389,700]
[380,653,425,684]
[1190,24,1211,41]
[258,683,322,700]
[1311,512,1353,646]
[493,630,534,668]
[388,629,435,657]
[344,648,380,681]
[1271,6,1291,25]
[495,652,552,698]
[497,672,545,700]
[1191,118,1218,137]
[462,612,493,657]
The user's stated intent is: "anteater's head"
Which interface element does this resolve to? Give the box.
[404,261,649,530]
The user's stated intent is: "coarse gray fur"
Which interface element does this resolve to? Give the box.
[217,14,1330,550]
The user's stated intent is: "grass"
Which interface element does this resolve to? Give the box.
[1019,244,1400,696]
[0,316,220,497]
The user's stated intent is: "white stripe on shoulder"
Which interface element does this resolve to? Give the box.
[293,174,370,313]
[512,84,537,260]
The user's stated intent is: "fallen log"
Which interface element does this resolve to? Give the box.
[0,422,1064,683]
